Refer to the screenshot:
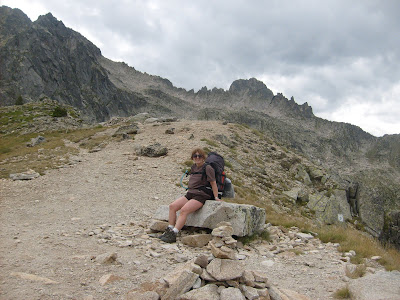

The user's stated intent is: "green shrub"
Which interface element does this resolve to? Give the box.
[15,95,24,105]
[52,106,68,117]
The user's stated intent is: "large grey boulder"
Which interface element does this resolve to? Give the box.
[307,189,351,225]
[154,201,266,237]
[295,165,312,186]
[137,143,168,157]
[113,123,139,136]
[349,270,400,300]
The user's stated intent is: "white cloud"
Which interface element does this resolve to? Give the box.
[2,0,47,20]
[319,83,400,136]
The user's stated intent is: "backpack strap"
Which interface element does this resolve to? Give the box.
[190,164,207,178]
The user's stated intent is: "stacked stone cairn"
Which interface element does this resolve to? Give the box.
[208,221,238,260]
[128,222,297,300]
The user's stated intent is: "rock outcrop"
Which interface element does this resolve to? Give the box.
[307,189,352,225]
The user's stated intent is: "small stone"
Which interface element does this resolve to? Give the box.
[149,220,169,232]
[371,256,381,261]
[212,225,234,238]
[252,270,269,283]
[95,252,117,264]
[261,260,275,267]
[194,255,209,268]
[206,258,244,281]
[99,274,123,286]
[181,234,212,247]
[220,287,245,300]
[11,272,58,284]
[240,284,259,299]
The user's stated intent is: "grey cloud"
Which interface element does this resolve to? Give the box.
[3,0,400,135]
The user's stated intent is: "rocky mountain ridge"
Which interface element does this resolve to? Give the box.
[0,6,399,247]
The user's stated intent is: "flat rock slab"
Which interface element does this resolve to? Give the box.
[10,170,40,180]
[154,201,266,237]
[349,270,400,300]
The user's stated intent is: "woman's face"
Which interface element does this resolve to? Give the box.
[192,153,204,163]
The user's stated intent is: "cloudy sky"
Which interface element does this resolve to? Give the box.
[2,0,400,136]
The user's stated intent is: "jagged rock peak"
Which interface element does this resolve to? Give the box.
[0,6,32,36]
[32,11,101,56]
[229,78,274,99]
[35,12,66,29]
[300,102,313,117]
[33,13,72,34]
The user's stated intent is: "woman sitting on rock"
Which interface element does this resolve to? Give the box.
[160,148,222,243]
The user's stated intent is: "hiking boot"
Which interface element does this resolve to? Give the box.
[159,226,172,239]
[160,230,177,243]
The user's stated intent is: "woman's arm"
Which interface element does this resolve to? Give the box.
[210,181,222,201]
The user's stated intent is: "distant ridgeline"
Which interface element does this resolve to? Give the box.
[0,6,399,249]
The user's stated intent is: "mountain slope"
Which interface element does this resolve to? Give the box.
[0,7,191,122]
[0,6,399,247]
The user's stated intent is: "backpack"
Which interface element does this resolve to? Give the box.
[193,152,226,198]
[205,152,226,196]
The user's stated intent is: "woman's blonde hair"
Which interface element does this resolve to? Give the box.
[191,148,206,159]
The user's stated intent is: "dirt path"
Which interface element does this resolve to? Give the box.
[0,120,373,299]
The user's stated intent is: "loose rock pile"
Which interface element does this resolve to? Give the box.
[127,222,311,300]
[84,208,393,299]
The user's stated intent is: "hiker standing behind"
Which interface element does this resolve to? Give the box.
[160,148,222,243]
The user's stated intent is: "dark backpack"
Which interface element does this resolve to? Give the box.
[194,152,226,198]
[205,152,226,193]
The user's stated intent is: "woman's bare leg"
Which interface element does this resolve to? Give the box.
[168,196,188,226]
[174,199,204,231]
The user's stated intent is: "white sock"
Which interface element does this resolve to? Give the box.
[173,228,179,234]
[167,225,174,229]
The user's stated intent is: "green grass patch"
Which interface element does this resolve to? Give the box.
[225,160,233,169]
[345,264,366,279]
[289,249,304,255]
[315,225,400,270]
[183,160,193,168]
[201,138,218,147]
[333,286,351,299]
[0,126,109,179]
[238,229,270,245]
[251,128,264,138]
